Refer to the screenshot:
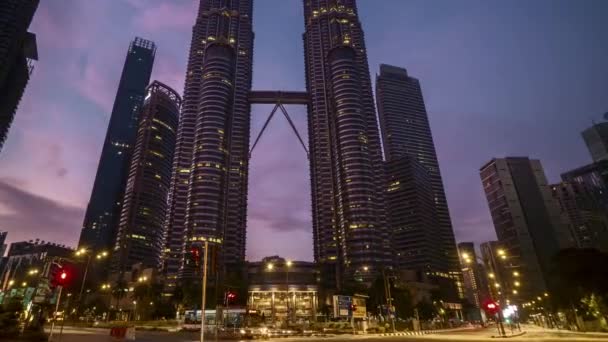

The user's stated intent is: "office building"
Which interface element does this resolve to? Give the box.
[480,157,572,299]
[457,242,489,309]
[582,121,608,163]
[375,64,460,299]
[304,0,390,283]
[0,231,6,257]
[0,239,73,291]
[551,181,608,252]
[562,160,608,208]
[79,37,156,253]
[385,157,439,271]
[0,0,39,151]
[111,81,180,273]
[480,241,516,304]
[164,0,254,282]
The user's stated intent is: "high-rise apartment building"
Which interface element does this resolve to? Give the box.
[480,241,515,304]
[304,0,390,283]
[480,157,572,299]
[112,81,180,273]
[582,121,608,163]
[375,64,460,294]
[79,38,156,253]
[457,242,489,310]
[0,0,39,152]
[164,0,254,282]
[551,181,608,252]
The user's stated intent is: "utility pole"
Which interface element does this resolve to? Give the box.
[200,241,209,342]
[47,285,63,342]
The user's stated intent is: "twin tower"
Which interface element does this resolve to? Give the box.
[79,0,460,289]
[162,0,390,285]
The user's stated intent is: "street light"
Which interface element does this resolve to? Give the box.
[266,263,274,271]
[28,269,39,275]
[8,280,14,287]
[285,260,293,324]
[75,248,109,312]
[513,271,519,277]
[363,266,369,272]
[488,273,495,279]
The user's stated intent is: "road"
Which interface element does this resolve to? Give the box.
[47,325,608,342]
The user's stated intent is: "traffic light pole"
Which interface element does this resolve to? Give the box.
[200,241,209,342]
[382,269,396,333]
[48,285,63,342]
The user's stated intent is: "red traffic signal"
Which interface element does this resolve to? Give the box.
[190,246,201,265]
[54,269,69,286]
[483,300,500,314]
[226,291,237,304]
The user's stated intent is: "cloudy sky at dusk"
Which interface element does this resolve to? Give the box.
[1,0,607,261]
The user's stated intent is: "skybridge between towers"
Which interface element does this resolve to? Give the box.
[248,90,310,159]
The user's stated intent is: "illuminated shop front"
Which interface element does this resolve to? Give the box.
[247,256,319,322]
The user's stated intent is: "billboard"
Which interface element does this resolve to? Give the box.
[333,295,352,318]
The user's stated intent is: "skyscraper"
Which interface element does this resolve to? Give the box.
[480,241,513,303]
[385,157,439,271]
[304,0,390,283]
[457,242,489,310]
[79,38,156,253]
[112,81,180,273]
[375,65,459,281]
[0,231,6,257]
[551,181,608,252]
[164,0,254,282]
[582,121,608,163]
[480,157,572,299]
[0,0,39,152]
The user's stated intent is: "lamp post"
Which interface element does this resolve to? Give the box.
[286,260,292,324]
[75,249,108,312]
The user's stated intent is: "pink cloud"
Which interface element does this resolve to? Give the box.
[132,2,197,32]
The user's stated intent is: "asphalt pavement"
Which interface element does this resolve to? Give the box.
[47,325,608,342]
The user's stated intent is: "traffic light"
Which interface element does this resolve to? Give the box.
[225,291,237,305]
[51,266,69,288]
[483,300,500,315]
[189,246,201,266]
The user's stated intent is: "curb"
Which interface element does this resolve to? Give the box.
[491,331,527,338]
[379,330,439,337]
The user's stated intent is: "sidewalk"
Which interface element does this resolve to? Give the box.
[522,324,608,337]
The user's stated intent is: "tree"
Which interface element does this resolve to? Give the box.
[0,299,22,338]
[415,299,437,321]
[392,287,414,319]
[550,248,608,326]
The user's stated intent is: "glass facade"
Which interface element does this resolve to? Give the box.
[0,0,39,152]
[111,81,181,273]
[79,38,156,254]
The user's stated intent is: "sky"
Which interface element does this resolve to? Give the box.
[1,0,607,261]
